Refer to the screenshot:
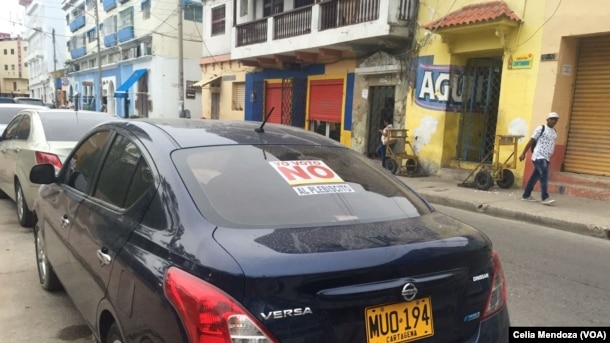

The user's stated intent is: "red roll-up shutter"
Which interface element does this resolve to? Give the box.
[309,79,343,123]
[265,83,282,124]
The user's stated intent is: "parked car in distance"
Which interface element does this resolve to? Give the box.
[0,109,116,226]
[0,97,17,104]
[30,119,509,343]
[0,103,47,135]
[13,97,46,107]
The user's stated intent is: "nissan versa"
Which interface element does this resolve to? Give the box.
[30,118,509,343]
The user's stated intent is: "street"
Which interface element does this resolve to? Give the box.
[435,205,610,327]
[0,199,608,342]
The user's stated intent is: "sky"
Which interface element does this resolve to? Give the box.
[0,1,25,37]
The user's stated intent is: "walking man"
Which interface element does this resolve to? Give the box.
[519,112,559,205]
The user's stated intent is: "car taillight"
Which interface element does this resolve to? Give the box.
[164,267,278,343]
[35,152,62,172]
[481,250,507,319]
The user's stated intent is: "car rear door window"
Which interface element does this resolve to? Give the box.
[63,131,112,193]
[93,134,152,208]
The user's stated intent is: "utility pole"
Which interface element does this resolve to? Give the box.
[94,0,103,111]
[52,29,57,105]
[178,0,184,117]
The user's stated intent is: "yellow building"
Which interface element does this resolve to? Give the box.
[406,0,610,197]
[0,36,29,97]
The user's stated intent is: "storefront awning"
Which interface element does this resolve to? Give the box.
[193,75,221,87]
[114,69,147,98]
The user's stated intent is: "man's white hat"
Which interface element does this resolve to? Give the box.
[547,112,559,119]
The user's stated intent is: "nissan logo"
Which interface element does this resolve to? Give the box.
[401,283,418,301]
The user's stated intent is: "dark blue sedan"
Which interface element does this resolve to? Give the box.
[30,119,509,343]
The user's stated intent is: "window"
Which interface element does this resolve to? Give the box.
[118,7,134,30]
[232,82,245,110]
[294,0,315,7]
[142,0,151,20]
[66,14,70,26]
[184,1,203,23]
[63,131,111,193]
[23,46,27,51]
[263,0,283,17]
[240,0,247,16]
[4,65,7,71]
[11,65,15,71]
[102,15,117,35]
[10,49,14,55]
[94,134,152,208]
[86,28,97,43]
[211,5,226,35]
[12,82,16,91]
[3,49,6,55]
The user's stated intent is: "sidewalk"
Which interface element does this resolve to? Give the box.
[396,174,610,240]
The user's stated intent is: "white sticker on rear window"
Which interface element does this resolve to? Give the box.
[293,184,355,196]
[269,160,344,186]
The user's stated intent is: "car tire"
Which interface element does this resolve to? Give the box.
[16,181,34,227]
[496,169,515,189]
[106,322,124,343]
[474,170,493,190]
[34,223,62,291]
[385,158,399,174]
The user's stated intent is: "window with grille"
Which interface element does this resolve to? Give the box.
[211,5,226,35]
[86,28,97,43]
[232,82,245,111]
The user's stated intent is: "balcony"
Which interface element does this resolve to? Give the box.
[232,0,418,65]
[69,15,86,32]
[104,33,118,47]
[118,26,135,42]
[71,47,86,59]
[103,0,117,12]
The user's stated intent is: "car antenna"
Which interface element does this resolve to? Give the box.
[255,106,274,133]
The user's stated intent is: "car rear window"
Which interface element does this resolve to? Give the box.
[172,145,431,229]
[39,113,110,141]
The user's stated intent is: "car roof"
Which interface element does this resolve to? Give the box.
[108,118,345,149]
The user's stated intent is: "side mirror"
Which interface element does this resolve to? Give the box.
[30,164,57,185]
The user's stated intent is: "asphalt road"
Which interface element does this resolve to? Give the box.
[435,205,610,327]
[1,198,608,342]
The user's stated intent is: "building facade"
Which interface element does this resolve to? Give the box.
[199,0,419,150]
[0,34,29,97]
[407,0,610,198]
[61,0,202,118]
[20,0,67,105]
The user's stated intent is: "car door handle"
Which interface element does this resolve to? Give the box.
[97,248,112,267]
[60,215,70,228]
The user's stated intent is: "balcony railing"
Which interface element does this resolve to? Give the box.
[235,0,418,48]
[274,5,312,40]
[236,18,267,47]
[320,0,379,31]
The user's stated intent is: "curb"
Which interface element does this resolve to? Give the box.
[421,193,610,241]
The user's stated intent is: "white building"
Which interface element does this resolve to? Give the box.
[62,0,202,118]
[20,0,67,104]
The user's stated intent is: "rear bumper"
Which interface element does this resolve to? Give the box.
[476,306,510,343]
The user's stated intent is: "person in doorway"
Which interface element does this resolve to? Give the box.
[519,112,559,205]
[376,118,393,168]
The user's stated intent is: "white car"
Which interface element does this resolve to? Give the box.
[0,108,116,226]
[0,104,47,135]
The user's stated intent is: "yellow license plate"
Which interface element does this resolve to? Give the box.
[365,297,433,343]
